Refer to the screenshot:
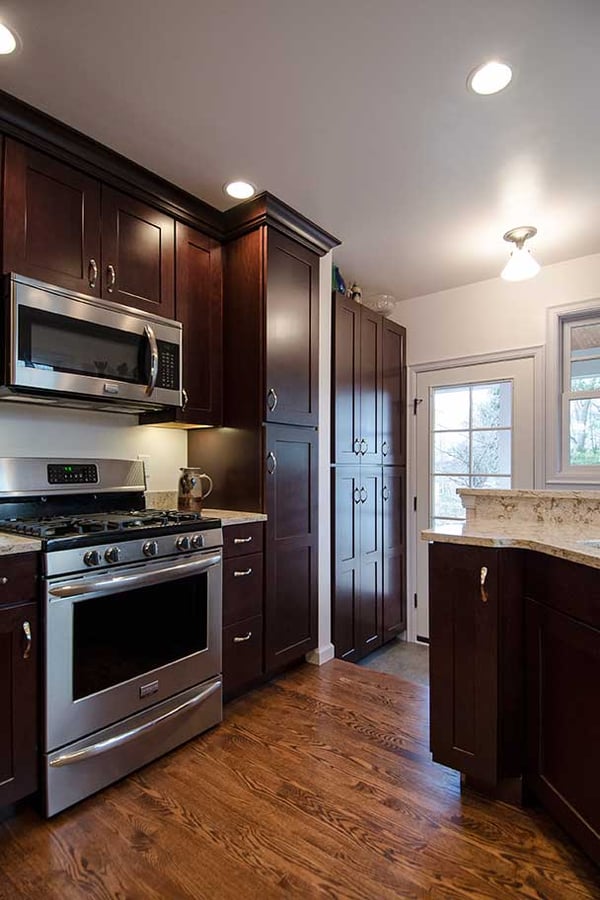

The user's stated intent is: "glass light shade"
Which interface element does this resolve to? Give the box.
[468,61,512,95]
[224,180,256,200]
[0,24,17,54]
[501,246,540,282]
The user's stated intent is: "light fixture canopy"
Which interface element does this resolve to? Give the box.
[0,23,18,55]
[501,225,540,282]
[467,60,512,95]
[223,180,256,200]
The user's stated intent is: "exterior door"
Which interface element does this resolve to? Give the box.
[3,138,101,295]
[415,358,535,639]
[101,188,175,317]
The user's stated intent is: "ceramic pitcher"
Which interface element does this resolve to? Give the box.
[178,467,213,512]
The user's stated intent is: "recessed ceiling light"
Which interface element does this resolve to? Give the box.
[0,23,18,55]
[467,61,512,96]
[224,180,256,200]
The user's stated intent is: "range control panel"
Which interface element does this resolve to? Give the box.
[47,464,99,485]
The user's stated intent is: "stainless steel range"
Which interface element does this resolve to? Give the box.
[0,458,223,817]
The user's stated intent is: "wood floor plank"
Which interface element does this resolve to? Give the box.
[0,659,598,899]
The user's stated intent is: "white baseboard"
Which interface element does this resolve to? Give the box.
[305,643,335,666]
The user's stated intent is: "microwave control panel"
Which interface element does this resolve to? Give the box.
[47,464,99,485]
[156,342,180,391]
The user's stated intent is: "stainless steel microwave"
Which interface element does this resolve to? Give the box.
[1,274,182,413]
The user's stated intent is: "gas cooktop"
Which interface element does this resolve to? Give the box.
[0,508,217,539]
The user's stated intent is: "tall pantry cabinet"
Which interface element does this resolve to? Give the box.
[189,194,339,679]
[331,290,407,662]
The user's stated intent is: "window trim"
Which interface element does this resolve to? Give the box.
[547,299,600,484]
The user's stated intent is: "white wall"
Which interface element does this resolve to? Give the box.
[0,405,187,491]
[391,251,600,366]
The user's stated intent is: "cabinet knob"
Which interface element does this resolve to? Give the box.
[0,576,7,585]
[88,258,98,288]
[267,387,278,412]
[233,631,252,643]
[106,264,116,293]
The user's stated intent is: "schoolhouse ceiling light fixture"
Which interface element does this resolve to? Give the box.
[501,226,540,282]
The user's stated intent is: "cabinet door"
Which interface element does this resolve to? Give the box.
[382,467,406,639]
[0,602,38,807]
[332,292,361,464]
[357,467,383,654]
[3,138,101,295]
[381,319,406,467]
[429,543,500,783]
[265,232,319,427]
[175,224,222,424]
[526,599,600,866]
[264,424,318,670]
[332,467,361,660]
[101,188,175,316]
[358,308,383,465]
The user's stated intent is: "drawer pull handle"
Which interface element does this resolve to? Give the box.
[22,621,32,659]
[480,566,488,603]
[234,568,253,577]
[233,537,253,545]
[233,631,252,643]
[0,576,7,585]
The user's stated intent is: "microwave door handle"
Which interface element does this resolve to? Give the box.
[144,324,159,395]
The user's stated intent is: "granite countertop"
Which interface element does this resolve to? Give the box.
[202,509,267,527]
[422,520,600,571]
[0,533,42,556]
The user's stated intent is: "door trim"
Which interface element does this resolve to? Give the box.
[405,346,544,644]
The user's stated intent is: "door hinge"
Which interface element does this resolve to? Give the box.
[414,593,418,609]
[413,495,417,512]
[413,398,423,415]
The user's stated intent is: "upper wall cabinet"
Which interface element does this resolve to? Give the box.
[100,188,174,317]
[3,138,102,295]
[3,139,175,317]
[382,318,406,466]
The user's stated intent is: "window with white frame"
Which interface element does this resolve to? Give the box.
[548,300,600,482]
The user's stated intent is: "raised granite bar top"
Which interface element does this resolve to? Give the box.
[422,487,600,570]
[0,533,42,556]
[201,509,267,527]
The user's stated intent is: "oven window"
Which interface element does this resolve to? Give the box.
[18,307,147,384]
[72,574,208,700]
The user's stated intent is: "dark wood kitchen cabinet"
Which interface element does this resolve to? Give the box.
[525,553,600,866]
[0,552,39,809]
[264,424,318,670]
[3,138,175,316]
[222,522,264,699]
[429,542,524,787]
[381,318,406,466]
[332,466,383,662]
[3,138,102,295]
[100,187,174,316]
[382,467,406,638]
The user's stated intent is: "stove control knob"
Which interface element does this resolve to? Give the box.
[191,533,204,550]
[176,536,191,552]
[83,550,101,567]
[142,540,159,558]
[104,546,120,564]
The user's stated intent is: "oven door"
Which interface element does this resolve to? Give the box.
[44,550,222,752]
[8,274,182,410]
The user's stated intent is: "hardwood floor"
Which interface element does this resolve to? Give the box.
[0,660,598,899]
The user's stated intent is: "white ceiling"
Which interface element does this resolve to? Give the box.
[2,0,600,300]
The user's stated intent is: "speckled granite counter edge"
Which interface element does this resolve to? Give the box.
[0,534,42,556]
[202,509,267,527]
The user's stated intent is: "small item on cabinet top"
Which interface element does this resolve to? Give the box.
[348,282,362,303]
[332,265,346,295]
[178,467,214,512]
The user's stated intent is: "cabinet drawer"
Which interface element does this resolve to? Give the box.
[223,615,263,696]
[223,554,263,627]
[0,553,38,607]
[223,523,264,558]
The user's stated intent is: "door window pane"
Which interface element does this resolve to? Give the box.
[431,381,512,522]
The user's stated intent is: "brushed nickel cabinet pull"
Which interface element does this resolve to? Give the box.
[267,387,278,412]
[182,388,189,411]
[266,451,277,475]
[382,440,388,457]
[360,438,367,455]
[382,485,390,501]
[353,487,361,504]
[233,632,252,643]
[480,566,488,603]
[360,486,368,503]
[353,438,361,455]
[22,621,32,659]
[233,536,253,545]
[0,576,7,585]
[88,258,98,288]
[233,568,253,577]
[106,264,116,293]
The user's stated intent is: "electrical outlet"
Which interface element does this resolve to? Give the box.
[137,454,151,484]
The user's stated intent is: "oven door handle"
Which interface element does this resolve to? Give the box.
[48,553,222,600]
[48,679,222,769]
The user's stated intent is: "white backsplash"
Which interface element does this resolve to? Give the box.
[0,404,186,492]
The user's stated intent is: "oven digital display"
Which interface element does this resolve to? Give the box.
[48,464,99,485]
